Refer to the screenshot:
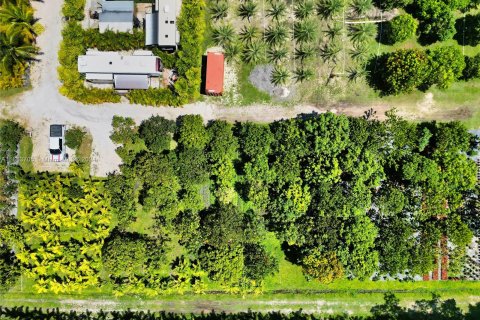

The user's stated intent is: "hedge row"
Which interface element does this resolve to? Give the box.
[58,0,204,106]
[126,0,206,106]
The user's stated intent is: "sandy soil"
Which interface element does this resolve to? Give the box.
[0,0,388,177]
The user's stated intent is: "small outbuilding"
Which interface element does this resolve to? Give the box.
[205,52,225,96]
[98,0,134,33]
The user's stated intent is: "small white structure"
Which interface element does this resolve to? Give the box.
[77,50,163,90]
[145,0,181,49]
[98,0,134,33]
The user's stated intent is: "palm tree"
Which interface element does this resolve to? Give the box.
[319,42,341,63]
[294,0,315,20]
[316,0,344,20]
[267,46,288,63]
[293,19,317,43]
[349,23,377,44]
[347,66,368,82]
[0,29,37,74]
[271,65,290,86]
[294,44,315,62]
[242,41,264,65]
[266,1,287,21]
[211,24,235,47]
[349,43,369,62]
[324,23,343,41]
[209,1,229,21]
[293,67,314,83]
[264,23,288,46]
[238,0,257,22]
[350,0,373,18]
[224,42,242,62]
[239,25,258,44]
[0,1,38,43]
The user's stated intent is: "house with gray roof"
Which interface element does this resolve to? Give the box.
[98,0,134,33]
[145,0,181,49]
[77,50,163,90]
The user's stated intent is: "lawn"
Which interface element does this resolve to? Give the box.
[18,135,33,172]
[75,132,93,177]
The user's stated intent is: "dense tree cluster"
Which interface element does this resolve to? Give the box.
[106,112,478,291]
[368,46,466,95]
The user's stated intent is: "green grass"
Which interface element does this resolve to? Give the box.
[238,64,272,106]
[0,86,28,99]
[75,133,93,177]
[18,135,33,172]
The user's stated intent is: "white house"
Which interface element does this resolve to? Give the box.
[77,50,163,90]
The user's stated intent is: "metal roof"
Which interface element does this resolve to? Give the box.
[205,52,224,95]
[99,1,134,33]
[78,51,161,75]
[114,74,149,89]
[145,0,180,47]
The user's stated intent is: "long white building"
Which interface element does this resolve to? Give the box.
[77,50,163,90]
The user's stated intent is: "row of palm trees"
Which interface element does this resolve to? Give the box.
[209,0,377,86]
[0,0,38,76]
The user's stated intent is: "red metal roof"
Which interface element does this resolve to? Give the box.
[205,52,224,95]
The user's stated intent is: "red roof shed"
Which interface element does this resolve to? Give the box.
[205,52,225,95]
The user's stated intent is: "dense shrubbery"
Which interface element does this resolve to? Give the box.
[104,113,478,293]
[368,46,466,95]
[383,14,418,44]
[454,14,480,46]
[65,127,86,149]
[0,0,39,89]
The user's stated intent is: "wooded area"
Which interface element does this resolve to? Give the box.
[0,113,478,296]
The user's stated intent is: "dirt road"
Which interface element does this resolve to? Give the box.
[0,0,382,176]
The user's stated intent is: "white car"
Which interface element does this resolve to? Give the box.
[49,125,66,161]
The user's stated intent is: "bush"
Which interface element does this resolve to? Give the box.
[0,120,24,151]
[462,54,480,80]
[0,63,26,90]
[367,49,428,95]
[413,0,455,45]
[65,127,86,149]
[383,14,418,44]
[138,116,176,153]
[425,46,465,89]
[454,14,480,47]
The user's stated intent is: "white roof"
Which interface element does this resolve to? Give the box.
[145,0,181,47]
[49,137,60,150]
[78,51,161,75]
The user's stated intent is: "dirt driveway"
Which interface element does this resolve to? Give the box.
[0,0,386,176]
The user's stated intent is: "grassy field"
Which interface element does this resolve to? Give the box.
[18,135,33,172]
[75,133,93,177]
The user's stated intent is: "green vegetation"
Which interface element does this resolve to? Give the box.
[0,0,38,90]
[95,112,479,295]
[1,293,480,318]
[18,135,32,173]
[383,14,418,44]
[65,127,86,149]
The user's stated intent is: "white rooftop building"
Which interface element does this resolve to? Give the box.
[98,1,134,33]
[145,0,181,49]
[77,50,163,90]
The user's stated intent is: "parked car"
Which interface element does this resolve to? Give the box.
[49,125,66,161]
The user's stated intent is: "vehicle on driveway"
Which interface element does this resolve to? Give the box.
[49,125,66,161]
